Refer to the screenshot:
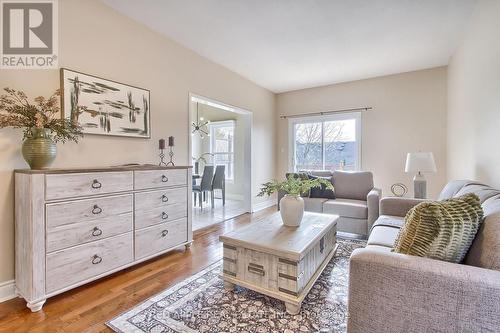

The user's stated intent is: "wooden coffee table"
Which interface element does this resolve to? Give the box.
[219,212,338,314]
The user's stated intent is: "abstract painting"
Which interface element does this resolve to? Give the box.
[60,69,150,138]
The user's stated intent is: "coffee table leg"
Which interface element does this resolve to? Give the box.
[223,281,235,291]
[285,301,301,315]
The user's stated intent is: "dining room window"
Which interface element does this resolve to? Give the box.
[209,120,235,181]
[289,112,361,172]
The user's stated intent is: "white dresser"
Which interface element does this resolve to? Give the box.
[14,165,192,312]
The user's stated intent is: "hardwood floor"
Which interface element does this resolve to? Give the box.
[0,206,277,333]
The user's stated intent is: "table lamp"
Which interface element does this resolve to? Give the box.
[405,152,437,199]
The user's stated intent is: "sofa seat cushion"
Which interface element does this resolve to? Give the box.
[303,197,328,213]
[322,198,368,219]
[372,215,405,230]
[367,225,400,248]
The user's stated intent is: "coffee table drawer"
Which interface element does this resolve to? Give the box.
[134,169,187,190]
[135,218,187,259]
[46,232,133,293]
[46,171,133,200]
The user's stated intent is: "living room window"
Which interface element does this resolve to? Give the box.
[289,112,361,172]
[209,120,235,181]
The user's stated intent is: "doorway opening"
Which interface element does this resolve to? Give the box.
[189,94,252,231]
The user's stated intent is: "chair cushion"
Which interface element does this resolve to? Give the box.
[322,198,368,219]
[303,198,328,213]
[393,193,484,263]
[332,171,374,201]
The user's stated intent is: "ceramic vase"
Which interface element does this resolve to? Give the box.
[21,128,57,169]
[279,194,304,227]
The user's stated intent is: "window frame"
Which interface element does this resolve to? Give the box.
[287,112,362,172]
[209,120,236,181]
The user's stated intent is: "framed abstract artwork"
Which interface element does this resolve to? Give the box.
[60,68,151,138]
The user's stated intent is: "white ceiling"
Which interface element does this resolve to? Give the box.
[102,0,475,93]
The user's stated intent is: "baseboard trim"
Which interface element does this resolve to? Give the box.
[0,280,16,303]
[252,198,276,212]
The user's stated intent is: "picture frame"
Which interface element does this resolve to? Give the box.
[60,68,151,138]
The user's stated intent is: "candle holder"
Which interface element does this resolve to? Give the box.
[166,146,175,166]
[158,149,167,166]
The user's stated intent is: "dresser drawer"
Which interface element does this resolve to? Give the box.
[135,218,187,259]
[135,188,187,211]
[134,169,187,190]
[46,194,133,229]
[135,202,187,229]
[45,171,133,200]
[46,213,133,253]
[46,232,133,293]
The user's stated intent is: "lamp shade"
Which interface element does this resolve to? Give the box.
[405,152,437,173]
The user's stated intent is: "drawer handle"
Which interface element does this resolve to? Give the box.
[162,195,169,202]
[91,179,102,189]
[161,230,169,237]
[92,205,102,215]
[92,227,103,237]
[248,266,265,276]
[91,255,102,265]
[162,212,169,220]
[161,175,169,182]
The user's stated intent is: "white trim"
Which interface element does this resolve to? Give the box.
[287,111,362,172]
[252,198,276,213]
[0,280,16,303]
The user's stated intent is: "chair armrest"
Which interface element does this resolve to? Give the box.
[348,248,500,333]
[367,188,382,230]
[379,197,428,217]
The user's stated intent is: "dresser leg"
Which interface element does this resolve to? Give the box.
[27,299,46,312]
[185,242,192,250]
[285,302,301,315]
[223,281,235,291]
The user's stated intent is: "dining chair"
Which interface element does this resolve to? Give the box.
[192,165,214,209]
[211,165,225,208]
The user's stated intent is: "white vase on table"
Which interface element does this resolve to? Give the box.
[279,194,304,227]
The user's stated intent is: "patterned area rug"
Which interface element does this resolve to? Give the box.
[107,238,365,333]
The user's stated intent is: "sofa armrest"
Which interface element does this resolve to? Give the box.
[367,188,381,230]
[379,197,427,217]
[348,248,500,333]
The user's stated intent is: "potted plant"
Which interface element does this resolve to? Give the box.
[192,152,213,174]
[258,175,334,227]
[0,88,83,169]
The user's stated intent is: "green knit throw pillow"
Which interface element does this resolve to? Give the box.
[393,193,483,263]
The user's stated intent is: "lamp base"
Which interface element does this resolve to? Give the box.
[413,172,427,199]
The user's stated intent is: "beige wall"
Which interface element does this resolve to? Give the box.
[0,0,275,283]
[276,67,448,200]
[448,0,500,188]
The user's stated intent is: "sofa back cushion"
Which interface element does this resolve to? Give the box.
[332,171,373,201]
[393,193,484,263]
[465,194,500,270]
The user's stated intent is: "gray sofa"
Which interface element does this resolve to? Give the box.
[347,180,500,333]
[279,170,381,236]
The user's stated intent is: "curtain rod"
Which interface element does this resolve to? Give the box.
[279,106,372,119]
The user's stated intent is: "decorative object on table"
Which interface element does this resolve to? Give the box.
[166,136,175,166]
[107,238,365,333]
[258,175,334,226]
[158,138,166,166]
[192,152,213,174]
[393,193,483,263]
[390,183,408,197]
[191,102,210,138]
[60,68,150,138]
[0,88,83,169]
[405,152,437,199]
